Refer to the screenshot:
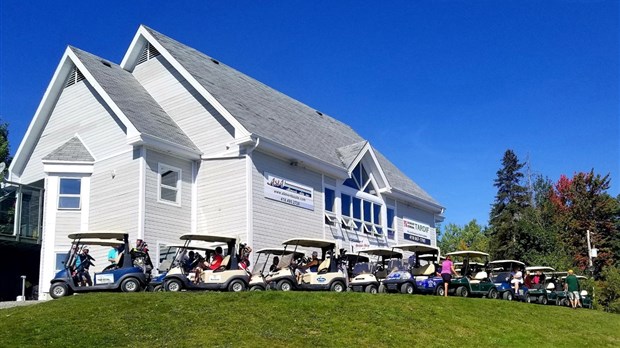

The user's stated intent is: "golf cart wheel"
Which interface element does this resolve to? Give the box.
[250,285,263,291]
[330,281,345,293]
[228,279,246,292]
[365,285,378,294]
[277,279,293,291]
[153,285,163,292]
[121,278,141,292]
[164,279,183,292]
[378,284,387,293]
[400,283,414,295]
[50,282,69,299]
[435,285,445,296]
[503,291,513,301]
[487,288,498,300]
[541,296,548,305]
[525,296,532,303]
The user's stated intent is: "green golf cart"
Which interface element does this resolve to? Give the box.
[446,251,498,299]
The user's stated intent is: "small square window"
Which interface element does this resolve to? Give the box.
[158,164,181,205]
[58,178,81,209]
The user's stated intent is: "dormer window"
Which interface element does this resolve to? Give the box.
[343,163,376,194]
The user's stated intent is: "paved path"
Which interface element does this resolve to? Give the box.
[0,300,44,310]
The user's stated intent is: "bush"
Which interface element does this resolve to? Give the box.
[598,265,620,313]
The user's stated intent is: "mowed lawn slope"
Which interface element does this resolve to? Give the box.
[1,292,618,347]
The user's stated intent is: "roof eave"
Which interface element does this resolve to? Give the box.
[257,137,348,179]
[128,134,202,160]
[385,187,445,215]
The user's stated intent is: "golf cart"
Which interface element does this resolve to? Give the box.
[349,247,402,293]
[149,243,215,291]
[49,231,153,299]
[248,248,304,291]
[271,238,347,292]
[524,266,557,305]
[163,234,249,292]
[446,251,498,298]
[381,243,442,295]
[558,274,593,309]
[488,260,529,301]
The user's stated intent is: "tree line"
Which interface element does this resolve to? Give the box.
[438,149,620,311]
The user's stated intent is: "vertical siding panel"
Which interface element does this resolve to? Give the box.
[89,150,140,233]
[196,158,247,240]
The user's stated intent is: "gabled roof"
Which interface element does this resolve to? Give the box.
[70,47,199,153]
[143,27,364,169]
[139,27,441,209]
[42,136,94,162]
[337,141,368,168]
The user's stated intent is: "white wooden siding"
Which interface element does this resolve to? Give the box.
[88,150,140,233]
[19,81,128,184]
[133,56,235,156]
[54,212,81,246]
[395,201,437,246]
[196,158,247,239]
[251,151,324,251]
[144,149,193,247]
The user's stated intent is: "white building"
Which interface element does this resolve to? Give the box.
[8,26,444,299]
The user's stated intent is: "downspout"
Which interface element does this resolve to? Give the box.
[245,137,259,257]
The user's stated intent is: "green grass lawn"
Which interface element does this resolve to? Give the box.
[1,292,618,347]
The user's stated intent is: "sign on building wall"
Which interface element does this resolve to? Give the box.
[264,172,314,210]
[402,218,435,246]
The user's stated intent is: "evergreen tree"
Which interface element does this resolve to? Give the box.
[488,149,531,259]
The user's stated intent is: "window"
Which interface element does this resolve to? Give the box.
[58,178,81,209]
[158,164,181,205]
[324,188,335,212]
[387,207,396,240]
[343,163,376,194]
[55,252,67,271]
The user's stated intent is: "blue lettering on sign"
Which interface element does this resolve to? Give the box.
[317,277,327,283]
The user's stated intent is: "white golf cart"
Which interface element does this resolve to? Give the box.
[349,247,403,294]
[150,243,215,291]
[270,238,347,292]
[163,234,249,292]
[248,248,304,291]
[49,231,152,299]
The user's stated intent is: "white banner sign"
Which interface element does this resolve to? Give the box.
[264,172,314,210]
[403,218,434,245]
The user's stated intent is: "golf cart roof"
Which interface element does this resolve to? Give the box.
[445,250,490,258]
[78,239,124,247]
[180,234,237,243]
[393,243,440,253]
[359,247,403,258]
[561,275,588,280]
[526,266,556,272]
[455,261,485,266]
[489,260,525,266]
[167,244,216,252]
[68,231,127,240]
[255,248,304,257]
[282,238,336,248]
[419,254,445,261]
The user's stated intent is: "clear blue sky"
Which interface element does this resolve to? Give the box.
[1,1,618,227]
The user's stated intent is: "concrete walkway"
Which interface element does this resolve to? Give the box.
[0,300,44,310]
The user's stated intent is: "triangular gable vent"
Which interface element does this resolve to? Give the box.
[136,42,161,65]
[65,66,85,88]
